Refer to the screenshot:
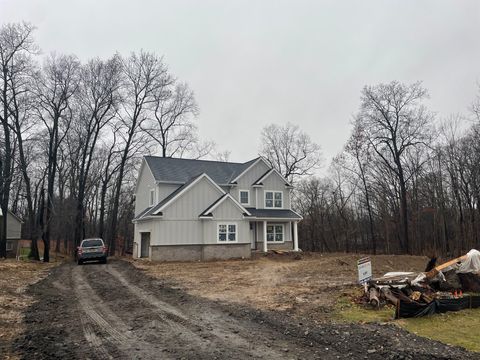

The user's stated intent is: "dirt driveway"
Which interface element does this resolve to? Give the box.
[12,260,477,359]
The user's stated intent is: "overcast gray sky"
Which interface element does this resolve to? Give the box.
[1,0,480,166]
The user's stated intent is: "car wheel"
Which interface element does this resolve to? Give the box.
[102,258,107,264]
[77,259,83,265]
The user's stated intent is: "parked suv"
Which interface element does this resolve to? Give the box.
[76,238,108,265]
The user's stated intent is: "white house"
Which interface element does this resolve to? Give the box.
[0,209,23,257]
[132,156,302,261]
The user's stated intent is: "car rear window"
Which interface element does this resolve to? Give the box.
[81,239,103,247]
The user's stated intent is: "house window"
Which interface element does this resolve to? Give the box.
[265,191,283,208]
[218,223,237,242]
[267,224,284,242]
[6,240,13,251]
[149,189,155,206]
[239,190,249,205]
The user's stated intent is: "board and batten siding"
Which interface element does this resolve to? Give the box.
[257,172,291,209]
[157,183,181,203]
[202,198,250,245]
[151,177,224,246]
[162,177,223,220]
[211,199,245,220]
[135,161,156,216]
[154,220,203,245]
[3,213,21,239]
[230,160,270,207]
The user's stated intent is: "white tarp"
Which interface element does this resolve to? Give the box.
[383,272,416,278]
[457,249,480,273]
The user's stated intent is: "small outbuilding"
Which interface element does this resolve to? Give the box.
[0,209,23,258]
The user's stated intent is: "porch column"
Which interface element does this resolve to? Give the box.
[293,221,299,251]
[263,221,268,252]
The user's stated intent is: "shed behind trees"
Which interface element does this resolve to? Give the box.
[0,209,23,258]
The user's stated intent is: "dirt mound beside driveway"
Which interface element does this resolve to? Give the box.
[13,259,477,359]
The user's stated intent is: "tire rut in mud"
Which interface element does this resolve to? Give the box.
[13,259,479,360]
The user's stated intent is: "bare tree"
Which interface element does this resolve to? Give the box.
[260,122,322,183]
[34,53,80,262]
[72,55,121,249]
[0,22,36,257]
[107,51,168,254]
[353,81,433,254]
[142,81,200,156]
[343,120,377,253]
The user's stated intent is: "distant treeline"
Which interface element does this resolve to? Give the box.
[0,23,211,260]
[296,81,480,257]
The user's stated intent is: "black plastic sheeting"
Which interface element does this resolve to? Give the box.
[396,295,480,318]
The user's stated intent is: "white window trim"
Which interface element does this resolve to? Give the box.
[217,222,238,243]
[239,189,250,206]
[266,223,285,243]
[264,190,283,209]
[149,188,155,206]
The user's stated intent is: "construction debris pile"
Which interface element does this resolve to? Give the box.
[362,249,480,318]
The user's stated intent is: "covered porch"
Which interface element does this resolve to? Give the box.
[246,208,302,253]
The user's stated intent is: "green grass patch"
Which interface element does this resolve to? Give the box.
[397,309,480,352]
[334,288,395,323]
[334,289,480,352]
[19,247,30,257]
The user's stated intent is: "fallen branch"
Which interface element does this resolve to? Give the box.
[381,287,399,306]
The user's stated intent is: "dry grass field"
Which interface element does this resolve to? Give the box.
[0,260,55,359]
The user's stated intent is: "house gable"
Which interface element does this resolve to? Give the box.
[253,168,291,187]
[258,171,292,209]
[134,158,157,217]
[230,158,270,207]
[230,157,269,184]
[210,198,247,220]
[160,174,225,219]
[200,194,250,219]
[0,210,22,240]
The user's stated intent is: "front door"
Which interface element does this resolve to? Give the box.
[140,232,150,258]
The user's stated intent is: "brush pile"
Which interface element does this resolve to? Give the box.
[361,249,480,318]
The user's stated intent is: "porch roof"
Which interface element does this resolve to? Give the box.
[245,208,302,220]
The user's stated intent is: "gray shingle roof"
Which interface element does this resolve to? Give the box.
[245,208,302,220]
[144,156,259,184]
[133,206,153,221]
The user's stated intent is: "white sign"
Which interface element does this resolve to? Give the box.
[357,257,372,284]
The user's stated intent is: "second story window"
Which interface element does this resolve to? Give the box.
[265,191,283,208]
[239,190,250,205]
[150,189,155,206]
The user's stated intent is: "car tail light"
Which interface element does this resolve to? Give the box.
[102,246,108,253]
[77,246,83,254]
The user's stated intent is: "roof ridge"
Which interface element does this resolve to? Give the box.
[143,156,261,184]
[144,155,258,166]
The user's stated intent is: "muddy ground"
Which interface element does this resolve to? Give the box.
[130,252,431,321]
[11,259,478,359]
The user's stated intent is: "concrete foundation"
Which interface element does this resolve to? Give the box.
[150,243,251,262]
[255,241,294,251]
